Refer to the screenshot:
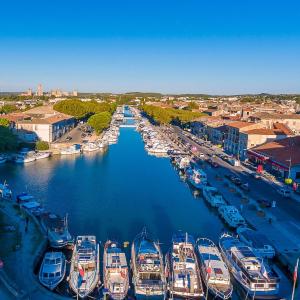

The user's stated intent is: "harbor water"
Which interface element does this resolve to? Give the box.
[0,123,294,299]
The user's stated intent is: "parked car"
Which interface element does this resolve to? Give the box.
[251,172,261,179]
[240,183,250,192]
[257,198,272,207]
[277,188,291,198]
[65,136,72,141]
[199,153,205,158]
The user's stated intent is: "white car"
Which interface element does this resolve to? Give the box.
[277,188,291,198]
[199,153,205,158]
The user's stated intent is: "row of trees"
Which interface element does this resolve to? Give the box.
[141,105,206,125]
[87,112,112,135]
[53,99,116,119]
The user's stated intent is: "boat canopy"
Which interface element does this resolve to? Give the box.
[138,240,158,255]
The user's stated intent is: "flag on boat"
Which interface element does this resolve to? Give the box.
[293,259,299,283]
[78,263,84,278]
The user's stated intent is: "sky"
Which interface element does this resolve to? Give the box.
[1,0,300,94]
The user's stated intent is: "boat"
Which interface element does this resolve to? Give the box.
[39,252,66,290]
[237,227,276,259]
[0,155,7,164]
[131,229,165,297]
[60,144,81,155]
[187,167,207,190]
[165,231,204,298]
[196,238,232,299]
[16,192,35,204]
[218,205,246,228]
[103,241,129,300]
[82,142,100,152]
[40,213,73,248]
[14,152,36,163]
[203,186,227,208]
[219,233,280,298]
[0,181,12,198]
[35,151,51,160]
[69,235,100,298]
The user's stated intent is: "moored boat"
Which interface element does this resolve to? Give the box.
[237,227,275,259]
[187,167,207,190]
[131,229,165,297]
[196,238,232,299]
[165,231,204,298]
[39,252,66,290]
[103,240,129,300]
[218,205,246,228]
[69,235,100,298]
[219,233,280,299]
[60,144,81,155]
[82,142,100,152]
[203,186,227,208]
[40,213,73,248]
[0,181,12,198]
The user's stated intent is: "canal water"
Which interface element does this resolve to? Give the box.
[0,125,293,299]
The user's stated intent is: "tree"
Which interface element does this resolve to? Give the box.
[87,112,112,135]
[35,141,49,151]
[0,118,9,127]
[0,126,18,152]
[0,104,18,114]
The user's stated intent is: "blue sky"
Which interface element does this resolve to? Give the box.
[1,0,300,94]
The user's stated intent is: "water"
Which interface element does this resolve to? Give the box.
[0,124,294,299]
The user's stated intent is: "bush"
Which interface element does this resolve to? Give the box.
[35,141,50,151]
[0,118,9,127]
[0,104,18,114]
[87,112,112,135]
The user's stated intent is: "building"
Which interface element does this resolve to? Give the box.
[249,112,300,134]
[247,136,300,182]
[36,84,43,96]
[20,88,33,97]
[224,121,292,160]
[7,106,75,142]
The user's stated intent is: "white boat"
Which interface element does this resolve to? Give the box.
[187,167,207,190]
[131,229,165,297]
[35,151,51,160]
[237,227,276,259]
[196,238,232,299]
[0,155,7,164]
[41,213,73,248]
[103,241,129,300]
[14,152,36,163]
[203,186,227,207]
[82,142,99,152]
[69,236,100,298]
[0,181,12,198]
[219,233,280,298]
[39,252,66,290]
[218,205,246,228]
[165,231,203,298]
[60,144,81,155]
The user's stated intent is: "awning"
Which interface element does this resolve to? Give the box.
[247,150,269,161]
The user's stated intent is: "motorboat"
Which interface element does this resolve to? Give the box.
[218,205,246,228]
[203,186,227,208]
[103,241,129,300]
[69,235,100,298]
[165,231,203,298]
[196,238,232,299]
[187,167,207,190]
[131,229,165,297]
[14,151,36,163]
[82,142,99,152]
[0,181,12,198]
[35,151,51,160]
[219,233,280,298]
[0,155,7,164]
[60,144,81,155]
[40,213,73,248]
[237,227,276,259]
[39,252,66,290]
[16,192,35,204]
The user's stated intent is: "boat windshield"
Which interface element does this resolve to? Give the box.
[45,258,61,265]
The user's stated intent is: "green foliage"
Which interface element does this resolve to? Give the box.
[35,141,49,151]
[0,126,18,152]
[187,101,199,110]
[87,112,112,135]
[0,104,18,114]
[53,99,115,119]
[141,105,206,125]
[0,118,9,127]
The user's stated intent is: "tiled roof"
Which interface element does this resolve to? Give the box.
[250,136,300,167]
[227,121,254,129]
[244,129,288,135]
[252,112,300,120]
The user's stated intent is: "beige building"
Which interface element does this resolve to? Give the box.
[249,112,300,134]
[224,121,292,160]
